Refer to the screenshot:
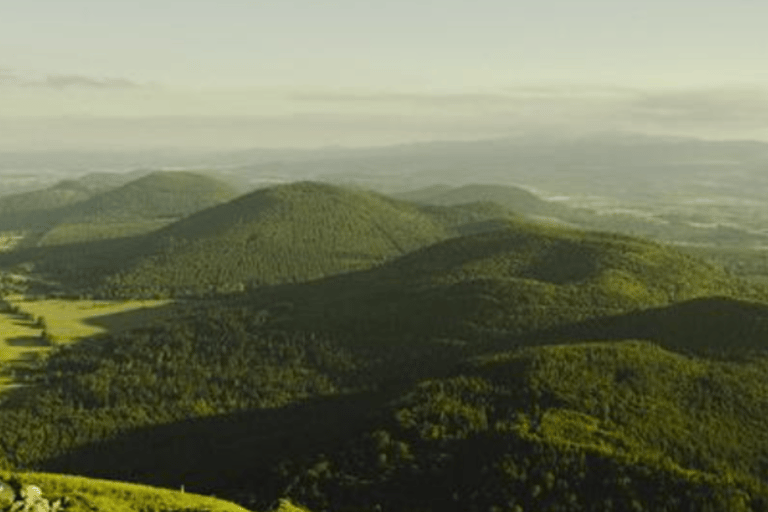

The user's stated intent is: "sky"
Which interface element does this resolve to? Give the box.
[2,0,768,149]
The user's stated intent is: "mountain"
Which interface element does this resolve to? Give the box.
[257,221,754,341]
[0,181,464,295]
[98,181,453,296]
[394,182,768,249]
[20,171,237,247]
[59,171,238,224]
[394,183,564,218]
[0,180,95,232]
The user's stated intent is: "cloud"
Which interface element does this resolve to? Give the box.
[290,85,768,125]
[625,87,768,126]
[289,85,642,106]
[0,69,143,89]
[290,91,521,107]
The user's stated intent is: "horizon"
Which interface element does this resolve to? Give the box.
[3,1,768,150]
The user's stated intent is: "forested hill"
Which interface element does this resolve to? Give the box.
[395,182,768,248]
[58,171,238,224]
[0,170,153,229]
[3,213,768,510]
[250,220,760,340]
[0,180,95,231]
[99,181,453,296]
[3,181,514,295]
[394,183,566,218]
[0,171,237,246]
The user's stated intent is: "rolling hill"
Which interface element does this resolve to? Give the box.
[1,221,768,509]
[394,182,768,249]
[0,180,95,232]
[101,181,455,296]
[35,171,239,246]
[0,181,466,296]
[255,220,757,341]
[0,170,154,230]
[394,183,567,218]
[58,171,238,225]
[0,170,237,249]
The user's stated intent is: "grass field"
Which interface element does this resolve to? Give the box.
[0,469,256,512]
[0,296,171,392]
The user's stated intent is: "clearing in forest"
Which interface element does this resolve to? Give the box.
[0,296,171,392]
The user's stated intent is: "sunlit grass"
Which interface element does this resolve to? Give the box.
[0,470,253,512]
[0,296,171,392]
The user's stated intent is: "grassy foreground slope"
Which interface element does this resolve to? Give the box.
[0,470,254,512]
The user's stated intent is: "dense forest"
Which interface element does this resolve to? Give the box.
[4,180,768,511]
[0,182,480,296]
[0,171,237,248]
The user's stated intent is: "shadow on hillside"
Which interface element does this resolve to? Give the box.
[4,336,48,347]
[0,234,153,290]
[507,296,768,359]
[77,300,187,334]
[374,228,599,284]
[36,388,400,510]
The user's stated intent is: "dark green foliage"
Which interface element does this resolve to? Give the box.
[0,181,459,296]
[282,342,768,511]
[4,194,768,511]
[0,307,361,468]
[0,180,95,232]
[0,171,237,248]
[254,224,760,341]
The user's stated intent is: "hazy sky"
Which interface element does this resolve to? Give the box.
[2,0,768,149]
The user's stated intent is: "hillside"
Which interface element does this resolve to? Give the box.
[257,221,756,341]
[84,181,453,296]
[394,183,565,218]
[4,298,768,510]
[34,171,238,246]
[1,181,475,295]
[0,170,235,248]
[0,170,154,230]
[0,180,94,232]
[281,340,768,511]
[0,470,255,512]
[394,182,768,249]
[59,171,237,224]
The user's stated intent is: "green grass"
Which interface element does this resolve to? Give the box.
[0,470,255,512]
[0,296,171,392]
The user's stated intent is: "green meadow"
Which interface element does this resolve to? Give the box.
[0,296,171,393]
